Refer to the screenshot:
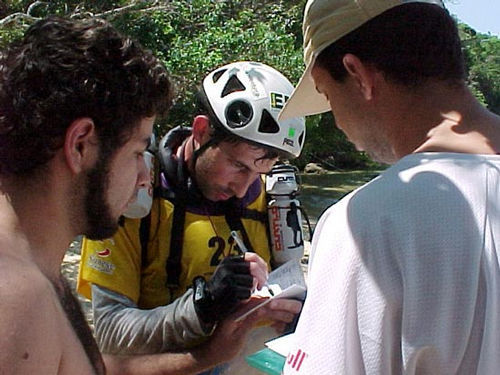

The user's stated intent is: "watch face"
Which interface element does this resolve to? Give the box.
[195,285,204,300]
[194,278,206,302]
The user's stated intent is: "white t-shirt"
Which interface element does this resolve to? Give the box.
[284,153,500,375]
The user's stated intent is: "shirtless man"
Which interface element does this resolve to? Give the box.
[0,16,301,374]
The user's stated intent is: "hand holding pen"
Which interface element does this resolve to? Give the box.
[230,231,271,294]
[192,231,272,324]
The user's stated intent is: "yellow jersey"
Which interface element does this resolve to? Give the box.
[77,179,271,309]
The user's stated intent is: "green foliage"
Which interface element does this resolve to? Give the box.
[296,113,381,171]
[0,1,31,47]
[0,26,23,48]
[1,1,498,171]
[148,0,306,131]
[459,24,500,114]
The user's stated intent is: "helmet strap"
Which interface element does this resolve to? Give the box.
[191,135,217,179]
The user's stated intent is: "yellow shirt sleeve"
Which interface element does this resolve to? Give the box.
[77,218,142,303]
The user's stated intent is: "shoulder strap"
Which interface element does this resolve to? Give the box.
[139,212,152,268]
[137,180,186,291]
[157,127,271,289]
[164,140,189,290]
[224,203,268,253]
[239,208,267,223]
[166,197,186,289]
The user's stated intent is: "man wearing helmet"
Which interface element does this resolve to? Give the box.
[77,61,305,370]
[1,16,300,375]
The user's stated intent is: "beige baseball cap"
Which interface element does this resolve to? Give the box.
[279,0,444,121]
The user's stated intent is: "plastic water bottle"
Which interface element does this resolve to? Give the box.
[266,164,304,265]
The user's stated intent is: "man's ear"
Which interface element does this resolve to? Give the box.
[191,115,211,144]
[342,54,376,101]
[64,118,97,174]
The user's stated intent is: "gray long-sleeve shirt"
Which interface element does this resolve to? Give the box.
[91,284,215,354]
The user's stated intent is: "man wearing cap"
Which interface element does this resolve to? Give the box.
[280,0,500,373]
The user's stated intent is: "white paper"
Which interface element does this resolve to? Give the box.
[267,259,306,289]
[234,259,307,322]
[265,333,296,357]
[235,284,306,322]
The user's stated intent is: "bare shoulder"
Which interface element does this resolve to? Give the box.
[0,251,55,307]
[0,253,63,373]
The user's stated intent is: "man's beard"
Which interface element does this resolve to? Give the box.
[82,154,119,240]
[193,148,229,202]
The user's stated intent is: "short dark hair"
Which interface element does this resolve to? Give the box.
[316,3,466,87]
[0,16,172,176]
[194,87,287,162]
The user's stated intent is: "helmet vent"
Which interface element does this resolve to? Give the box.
[298,130,305,147]
[226,100,253,128]
[221,75,246,98]
[212,69,226,83]
[258,109,280,134]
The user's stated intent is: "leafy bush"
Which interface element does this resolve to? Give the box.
[1,1,498,171]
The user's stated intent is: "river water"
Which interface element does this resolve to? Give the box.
[298,170,381,229]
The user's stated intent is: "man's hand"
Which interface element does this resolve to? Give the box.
[103,298,303,375]
[243,252,269,290]
[193,297,303,368]
[193,255,251,324]
[193,253,270,324]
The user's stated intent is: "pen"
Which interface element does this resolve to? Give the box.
[230,230,249,255]
[230,230,274,296]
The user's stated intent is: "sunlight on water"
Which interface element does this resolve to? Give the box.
[298,170,381,228]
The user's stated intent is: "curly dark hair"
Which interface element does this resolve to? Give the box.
[316,3,466,87]
[0,16,172,176]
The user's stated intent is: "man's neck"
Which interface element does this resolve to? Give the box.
[383,82,500,159]
[1,178,74,280]
[412,90,500,156]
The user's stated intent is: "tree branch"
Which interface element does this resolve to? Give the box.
[72,1,174,19]
[27,1,47,16]
[0,1,173,27]
[0,12,39,27]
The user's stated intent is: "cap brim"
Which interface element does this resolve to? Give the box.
[278,62,330,121]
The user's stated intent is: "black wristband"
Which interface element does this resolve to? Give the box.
[192,256,253,324]
[192,276,217,324]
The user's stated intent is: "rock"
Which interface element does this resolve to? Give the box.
[304,162,326,174]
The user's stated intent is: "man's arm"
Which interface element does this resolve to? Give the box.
[103,297,302,375]
[80,218,213,353]
[92,251,270,354]
[92,284,213,354]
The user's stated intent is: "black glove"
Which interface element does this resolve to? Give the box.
[193,255,253,324]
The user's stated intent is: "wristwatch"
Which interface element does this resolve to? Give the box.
[193,276,207,303]
[193,276,216,323]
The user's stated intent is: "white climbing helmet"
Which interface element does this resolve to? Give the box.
[202,61,305,158]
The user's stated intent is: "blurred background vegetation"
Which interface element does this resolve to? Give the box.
[1,0,499,171]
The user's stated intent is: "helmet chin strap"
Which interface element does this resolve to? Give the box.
[190,134,217,194]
